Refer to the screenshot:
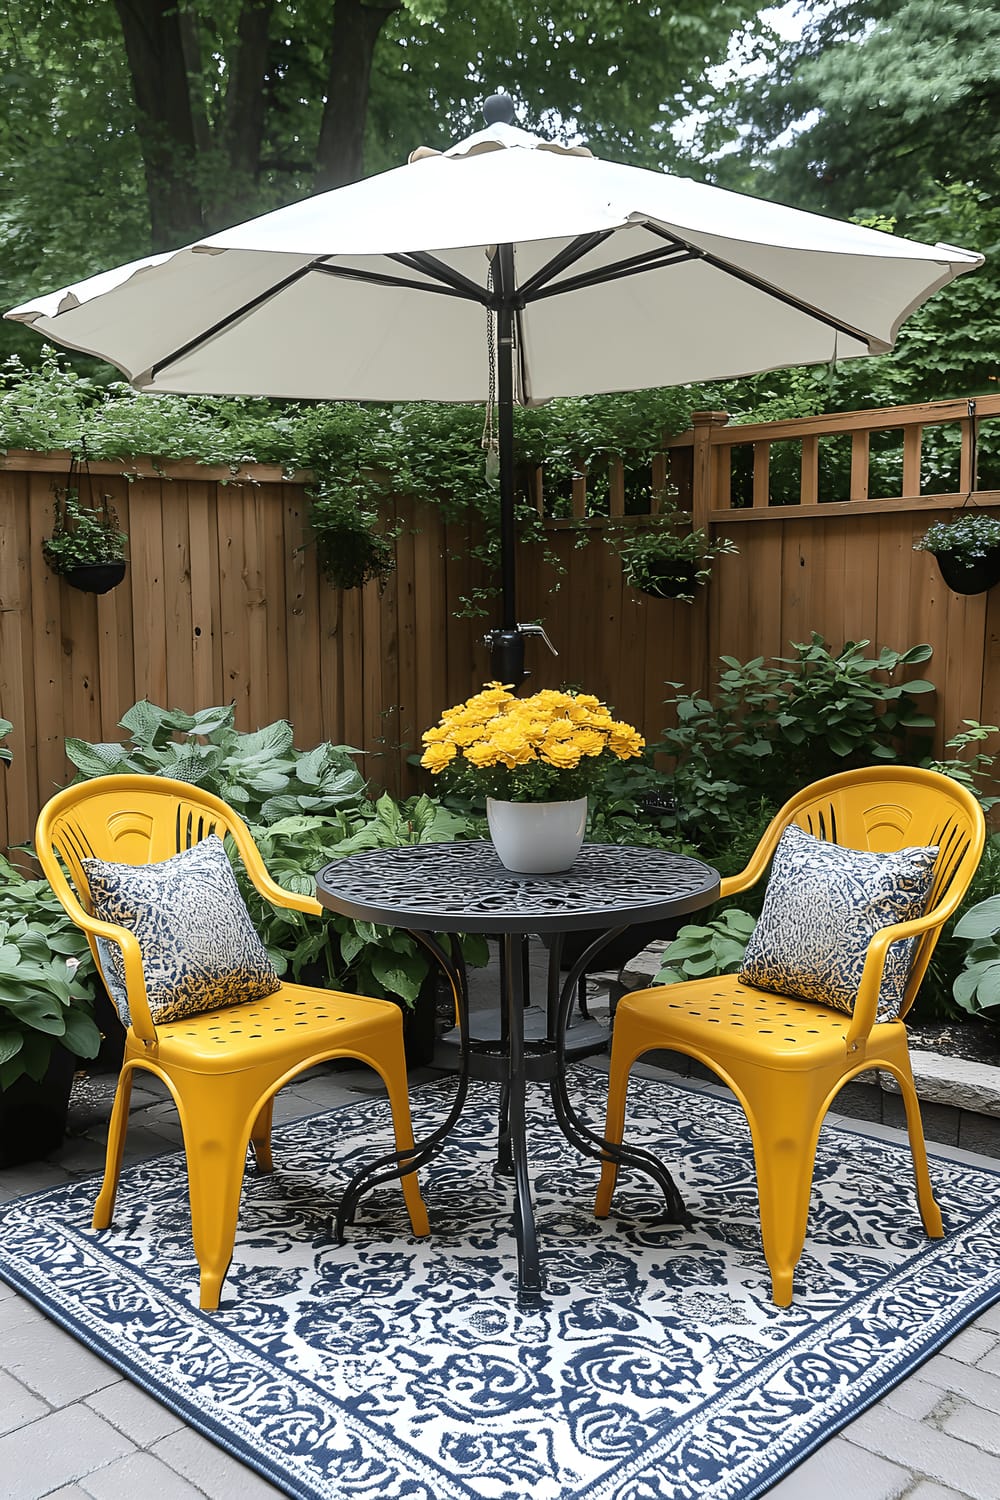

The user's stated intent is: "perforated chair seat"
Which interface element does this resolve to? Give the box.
[624,978,882,1069]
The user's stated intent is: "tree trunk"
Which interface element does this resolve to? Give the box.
[315,0,401,191]
[113,0,204,249]
[222,0,277,182]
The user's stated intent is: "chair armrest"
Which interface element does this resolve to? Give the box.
[220,821,325,918]
[845,908,944,1049]
[38,849,158,1042]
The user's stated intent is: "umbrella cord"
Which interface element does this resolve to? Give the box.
[482,266,500,487]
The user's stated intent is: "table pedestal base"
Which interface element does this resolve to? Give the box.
[334,926,690,1305]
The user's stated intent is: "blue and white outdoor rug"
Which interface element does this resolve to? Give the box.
[2,1070,1000,1500]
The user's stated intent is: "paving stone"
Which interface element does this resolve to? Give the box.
[0,1162,68,1201]
[85,1378,184,1445]
[80,1451,207,1499]
[847,1406,1000,1499]
[0,1405,134,1498]
[766,1435,911,1498]
[0,1313,119,1406]
[46,1487,93,1499]
[152,1429,287,1496]
[903,1483,981,1500]
[975,1302,1000,1335]
[878,1374,949,1423]
[0,1369,50,1437]
[974,1345,1000,1379]
[940,1327,1000,1367]
[939,1403,1000,1458]
[0,1293,52,1335]
[905,1054,1000,1118]
[917,1354,1000,1416]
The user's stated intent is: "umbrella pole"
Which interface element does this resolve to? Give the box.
[488,244,527,686]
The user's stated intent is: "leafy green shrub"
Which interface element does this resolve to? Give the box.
[0,854,100,1088]
[924,832,1000,1021]
[246,796,487,999]
[65,701,369,826]
[652,635,936,854]
[652,909,757,984]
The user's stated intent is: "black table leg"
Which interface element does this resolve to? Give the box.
[548,927,691,1228]
[503,931,544,1308]
[334,931,471,1241]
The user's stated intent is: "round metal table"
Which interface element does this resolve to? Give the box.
[315,840,719,1308]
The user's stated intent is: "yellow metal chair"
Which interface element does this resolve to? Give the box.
[35,774,429,1310]
[596,766,985,1306]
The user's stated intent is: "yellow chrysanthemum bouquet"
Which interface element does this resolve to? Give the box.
[420,683,644,804]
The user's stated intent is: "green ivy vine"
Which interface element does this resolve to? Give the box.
[0,351,702,614]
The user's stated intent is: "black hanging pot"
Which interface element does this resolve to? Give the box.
[933,548,1000,596]
[63,560,127,594]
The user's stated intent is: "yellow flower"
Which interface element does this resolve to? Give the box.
[608,721,645,758]
[464,741,501,768]
[491,726,535,767]
[573,728,608,758]
[540,739,583,770]
[422,724,452,745]
[420,741,457,773]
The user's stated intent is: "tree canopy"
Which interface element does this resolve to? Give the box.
[695,0,1000,413]
[0,0,758,363]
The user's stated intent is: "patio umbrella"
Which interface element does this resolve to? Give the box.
[7,94,982,681]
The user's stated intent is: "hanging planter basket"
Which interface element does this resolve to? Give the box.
[63,560,127,595]
[933,548,1000,596]
[42,447,128,593]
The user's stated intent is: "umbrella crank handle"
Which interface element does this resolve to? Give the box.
[518,622,559,656]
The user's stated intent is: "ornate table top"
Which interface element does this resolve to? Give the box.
[315,841,719,935]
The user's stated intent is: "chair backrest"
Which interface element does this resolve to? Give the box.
[774,766,985,1017]
[35,774,256,977]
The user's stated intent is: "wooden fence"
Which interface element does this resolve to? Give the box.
[2,389,1000,850]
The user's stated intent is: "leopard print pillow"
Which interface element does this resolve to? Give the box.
[738,822,938,1022]
[84,834,281,1026]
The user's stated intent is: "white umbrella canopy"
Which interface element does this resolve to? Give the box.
[7,94,982,676]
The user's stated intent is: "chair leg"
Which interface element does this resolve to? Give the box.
[886,1053,944,1239]
[181,1118,250,1312]
[92,1064,136,1231]
[743,1078,827,1308]
[249,1095,275,1174]
[594,1035,637,1218]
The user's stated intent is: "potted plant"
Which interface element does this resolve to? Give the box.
[914,513,1000,595]
[609,509,738,601]
[42,487,128,594]
[420,683,645,873]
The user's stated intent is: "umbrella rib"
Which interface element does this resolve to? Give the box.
[151,258,326,378]
[388,252,493,305]
[643,223,876,347]
[524,245,698,302]
[313,262,475,300]
[516,231,616,298]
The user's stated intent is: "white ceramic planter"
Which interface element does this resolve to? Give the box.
[486,796,587,874]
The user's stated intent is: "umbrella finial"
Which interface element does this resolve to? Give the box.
[483,93,517,126]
